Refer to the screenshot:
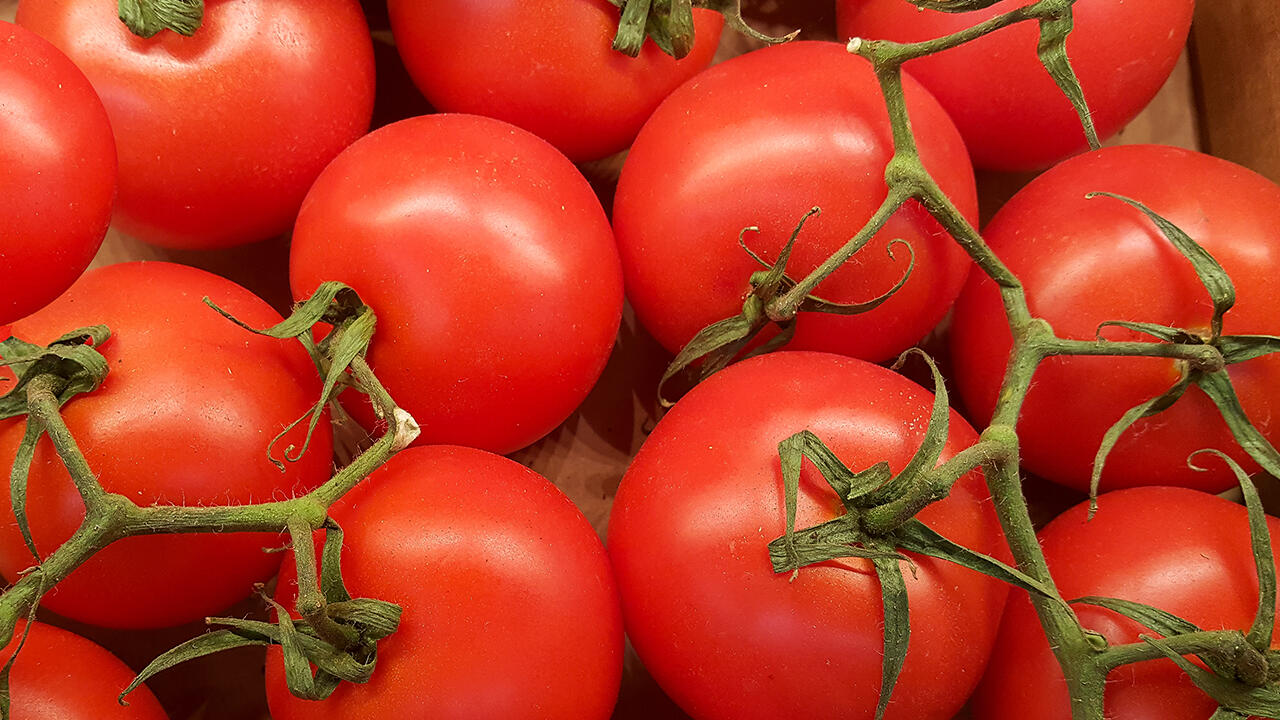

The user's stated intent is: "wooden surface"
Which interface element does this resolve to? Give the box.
[0,1,1231,718]
[1192,0,1280,182]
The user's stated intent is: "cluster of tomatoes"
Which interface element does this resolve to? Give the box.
[2,0,1279,719]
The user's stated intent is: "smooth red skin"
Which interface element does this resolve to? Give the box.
[6,620,167,719]
[0,262,333,628]
[974,487,1278,719]
[0,21,115,325]
[837,0,1194,172]
[17,0,375,250]
[290,114,624,455]
[266,445,623,720]
[387,0,723,163]
[950,145,1280,494]
[613,41,978,364]
[608,352,1008,720]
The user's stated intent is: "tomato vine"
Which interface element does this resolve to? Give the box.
[645,1,1280,718]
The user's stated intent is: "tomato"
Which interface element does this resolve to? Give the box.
[16,0,375,250]
[974,486,1279,719]
[5,620,167,719]
[0,20,115,326]
[836,0,1194,171]
[950,145,1280,494]
[0,262,333,628]
[289,113,624,455]
[612,41,977,364]
[265,445,623,720]
[386,0,723,163]
[607,351,1007,719]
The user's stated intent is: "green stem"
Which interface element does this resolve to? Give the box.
[766,190,909,321]
[1099,630,1262,673]
[287,515,357,650]
[0,358,416,647]
[25,378,106,506]
[850,0,1077,64]
[1044,338,1225,371]
[861,439,1012,535]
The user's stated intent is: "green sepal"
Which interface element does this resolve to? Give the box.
[872,554,910,720]
[1188,450,1276,651]
[206,283,375,470]
[658,210,819,406]
[267,596,344,701]
[656,303,777,408]
[861,349,948,508]
[325,599,402,642]
[1037,13,1100,152]
[120,630,270,703]
[319,519,352,604]
[1071,596,1237,677]
[0,327,111,421]
[906,0,1003,10]
[1095,321,1202,345]
[694,0,799,49]
[1088,192,1235,339]
[1140,634,1280,717]
[1197,371,1280,481]
[895,519,1059,600]
[1219,335,1280,365]
[1089,372,1194,515]
[9,421,43,561]
[798,240,915,316]
[117,0,204,38]
[1210,708,1251,720]
[0,594,40,718]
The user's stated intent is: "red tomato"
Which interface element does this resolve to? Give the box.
[836,0,1194,171]
[386,0,723,163]
[266,445,623,720]
[613,41,977,364]
[607,351,1008,719]
[950,145,1280,494]
[0,20,115,325]
[16,0,375,250]
[973,486,1278,719]
[289,114,624,455]
[0,262,333,628]
[5,620,167,719]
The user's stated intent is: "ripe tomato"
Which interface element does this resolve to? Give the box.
[0,20,115,325]
[973,486,1279,719]
[0,262,333,628]
[386,0,723,163]
[950,145,1280,494]
[290,114,624,455]
[612,41,977,364]
[266,445,623,720]
[607,351,1007,719]
[16,0,375,250]
[836,0,1194,171]
[5,620,168,719]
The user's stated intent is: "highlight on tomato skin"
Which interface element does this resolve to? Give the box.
[0,19,116,327]
[387,0,724,163]
[15,0,377,251]
[836,0,1195,171]
[608,351,1008,720]
[0,261,334,629]
[973,486,1280,720]
[289,113,625,456]
[950,145,1280,495]
[3,620,169,719]
[266,445,624,720]
[613,40,978,367]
